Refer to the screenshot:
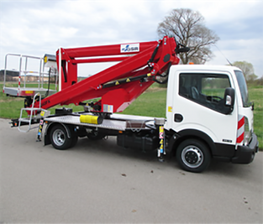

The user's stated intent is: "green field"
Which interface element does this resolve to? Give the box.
[247,85,263,150]
[0,82,262,149]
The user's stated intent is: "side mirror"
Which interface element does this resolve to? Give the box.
[250,101,254,111]
[224,87,235,114]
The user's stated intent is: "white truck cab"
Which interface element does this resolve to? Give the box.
[165,65,258,172]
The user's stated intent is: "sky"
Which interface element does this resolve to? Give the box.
[0,0,262,78]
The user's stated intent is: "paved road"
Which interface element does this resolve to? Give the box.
[0,118,262,223]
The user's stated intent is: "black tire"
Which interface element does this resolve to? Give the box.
[50,124,74,150]
[176,139,211,173]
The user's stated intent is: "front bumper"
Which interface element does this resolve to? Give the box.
[232,133,259,164]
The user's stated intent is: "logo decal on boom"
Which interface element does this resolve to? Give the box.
[121,44,140,53]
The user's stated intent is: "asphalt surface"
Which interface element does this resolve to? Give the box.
[0,118,262,223]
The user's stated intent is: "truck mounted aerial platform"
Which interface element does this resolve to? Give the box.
[3,36,258,173]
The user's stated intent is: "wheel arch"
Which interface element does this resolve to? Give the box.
[44,122,74,146]
[168,129,216,157]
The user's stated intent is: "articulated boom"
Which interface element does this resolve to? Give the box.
[33,36,181,113]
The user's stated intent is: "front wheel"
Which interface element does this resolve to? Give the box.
[176,139,211,172]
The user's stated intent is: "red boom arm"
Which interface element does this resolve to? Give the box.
[34,36,180,113]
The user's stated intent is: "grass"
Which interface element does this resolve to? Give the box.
[122,88,167,117]
[247,85,263,150]
[0,82,262,149]
[0,82,83,118]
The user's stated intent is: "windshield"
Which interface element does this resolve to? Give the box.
[234,70,250,107]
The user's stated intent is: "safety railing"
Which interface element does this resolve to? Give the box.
[3,54,57,97]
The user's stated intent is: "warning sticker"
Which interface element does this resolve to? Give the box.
[159,126,164,139]
[103,104,114,113]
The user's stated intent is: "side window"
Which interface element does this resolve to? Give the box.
[179,73,231,113]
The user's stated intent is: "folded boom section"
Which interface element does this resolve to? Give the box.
[32,36,180,113]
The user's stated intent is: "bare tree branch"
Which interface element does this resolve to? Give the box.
[157,8,219,64]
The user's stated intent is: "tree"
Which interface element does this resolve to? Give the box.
[232,61,257,82]
[157,8,219,64]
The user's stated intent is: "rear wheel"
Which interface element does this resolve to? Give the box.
[176,139,211,172]
[50,124,76,150]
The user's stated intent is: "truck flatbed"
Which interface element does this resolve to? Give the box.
[44,113,156,131]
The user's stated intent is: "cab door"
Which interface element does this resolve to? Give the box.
[170,71,238,145]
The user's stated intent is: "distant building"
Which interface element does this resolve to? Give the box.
[0,70,19,81]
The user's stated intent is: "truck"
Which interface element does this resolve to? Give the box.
[3,36,259,172]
